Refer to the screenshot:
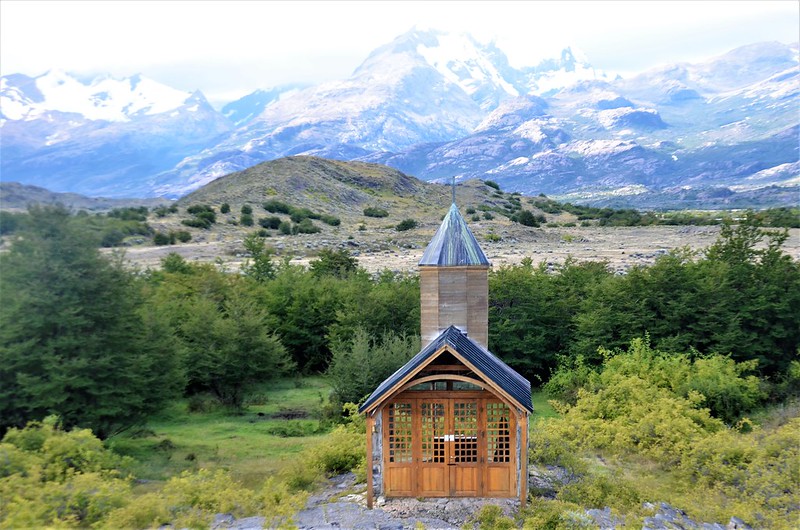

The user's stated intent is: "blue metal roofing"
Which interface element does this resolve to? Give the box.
[359,325,533,413]
[419,203,491,266]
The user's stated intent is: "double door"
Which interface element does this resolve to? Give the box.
[384,396,515,497]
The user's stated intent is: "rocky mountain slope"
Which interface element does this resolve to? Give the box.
[1,30,796,208]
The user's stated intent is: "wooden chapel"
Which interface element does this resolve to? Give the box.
[359,200,532,507]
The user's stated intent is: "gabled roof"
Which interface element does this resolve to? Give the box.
[419,203,491,266]
[359,325,532,414]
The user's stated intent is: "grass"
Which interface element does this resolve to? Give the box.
[108,376,333,489]
[531,389,559,423]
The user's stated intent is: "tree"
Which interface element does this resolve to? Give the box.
[309,248,359,279]
[241,233,276,282]
[0,206,183,438]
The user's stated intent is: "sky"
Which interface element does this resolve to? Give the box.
[1,0,797,105]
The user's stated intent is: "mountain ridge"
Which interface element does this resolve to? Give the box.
[1,31,796,208]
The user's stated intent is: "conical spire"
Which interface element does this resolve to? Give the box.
[419,203,490,266]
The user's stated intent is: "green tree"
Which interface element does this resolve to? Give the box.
[241,233,276,282]
[180,288,293,407]
[309,248,359,279]
[0,206,182,438]
[327,328,418,405]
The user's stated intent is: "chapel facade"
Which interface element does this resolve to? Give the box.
[359,201,532,507]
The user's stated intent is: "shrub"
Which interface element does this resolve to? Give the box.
[174,230,192,243]
[187,204,214,215]
[319,214,340,227]
[258,216,282,229]
[363,206,389,218]
[395,218,418,231]
[470,505,515,530]
[278,221,292,235]
[240,214,254,226]
[220,203,230,214]
[240,204,253,215]
[484,180,501,190]
[465,207,476,215]
[263,200,291,214]
[153,231,173,245]
[295,219,321,234]
[483,212,494,220]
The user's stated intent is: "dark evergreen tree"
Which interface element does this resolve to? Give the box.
[0,205,183,438]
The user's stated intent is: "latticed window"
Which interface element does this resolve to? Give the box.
[487,402,511,463]
[387,402,413,463]
[421,402,445,463]
[453,401,478,462]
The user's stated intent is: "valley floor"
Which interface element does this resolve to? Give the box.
[115,224,800,274]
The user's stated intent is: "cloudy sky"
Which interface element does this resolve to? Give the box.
[1,0,797,104]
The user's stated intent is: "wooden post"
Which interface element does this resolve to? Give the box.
[519,412,528,507]
[366,413,374,509]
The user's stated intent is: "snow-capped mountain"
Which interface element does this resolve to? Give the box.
[0,31,796,206]
[357,41,798,205]
[151,30,615,197]
[0,71,232,196]
[0,70,194,122]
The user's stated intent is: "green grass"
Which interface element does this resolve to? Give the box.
[531,390,559,423]
[108,377,333,488]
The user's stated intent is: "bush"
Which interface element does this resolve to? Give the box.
[278,221,292,235]
[395,218,418,231]
[240,204,253,215]
[263,200,292,214]
[174,230,192,243]
[220,203,230,214]
[240,214,254,226]
[295,219,321,234]
[319,214,340,227]
[153,231,173,245]
[258,216,282,229]
[363,207,389,218]
[484,180,501,190]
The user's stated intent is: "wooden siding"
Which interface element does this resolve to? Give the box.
[420,266,489,349]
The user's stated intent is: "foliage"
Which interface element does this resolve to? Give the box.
[327,328,418,405]
[0,210,27,235]
[484,179,501,190]
[240,204,253,215]
[469,505,516,530]
[395,218,418,231]
[309,248,360,279]
[0,417,133,528]
[220,203,230,214]
[182,204,216,229]
[241,233,276,282]
[153,272,294,407]
[363,206,389,218]
[259,215,282,229]
[514,209,546,227]
[240,213,254,226]
[0,205,183,438]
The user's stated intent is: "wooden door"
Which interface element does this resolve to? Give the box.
[384,401,414,496]
[450,399,480,496]
[418,400,447,495]
[484,400,515,496]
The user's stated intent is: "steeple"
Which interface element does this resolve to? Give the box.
[418,203,490,267]
[419,201,491,348]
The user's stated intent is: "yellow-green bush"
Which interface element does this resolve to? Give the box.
[521,498,596,530]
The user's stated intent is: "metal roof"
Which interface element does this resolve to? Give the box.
[359,325,533,413]
[418,203,491,266]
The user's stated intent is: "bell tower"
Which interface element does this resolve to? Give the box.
[418,200,491,348]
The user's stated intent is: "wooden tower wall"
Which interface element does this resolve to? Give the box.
[420,266,489,348]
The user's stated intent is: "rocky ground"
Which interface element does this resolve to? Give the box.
[115,224,800,275]
[207,471,756,530]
